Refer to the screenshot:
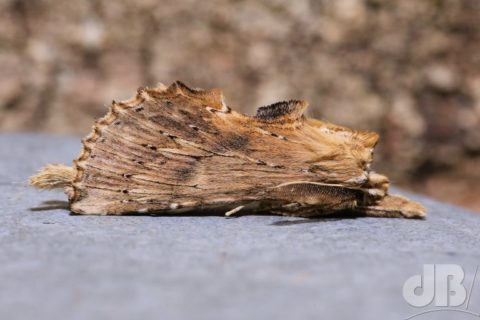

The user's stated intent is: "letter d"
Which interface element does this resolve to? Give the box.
[403,264,435,307]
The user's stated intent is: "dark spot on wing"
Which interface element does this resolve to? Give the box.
[220,133,249,151]
[175,166,195,182]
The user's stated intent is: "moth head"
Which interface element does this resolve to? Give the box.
[303,118,379,184]
[255,107,380,207]
[252,100,379,186]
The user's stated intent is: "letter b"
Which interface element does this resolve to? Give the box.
[435,264,466,307]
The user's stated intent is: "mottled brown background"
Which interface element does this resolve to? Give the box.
[1,0,479,211]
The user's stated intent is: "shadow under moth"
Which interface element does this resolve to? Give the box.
[30,81,425,218]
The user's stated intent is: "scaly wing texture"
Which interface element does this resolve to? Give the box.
[67,81,424,217]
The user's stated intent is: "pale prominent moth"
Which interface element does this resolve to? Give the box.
[30,81,426,218]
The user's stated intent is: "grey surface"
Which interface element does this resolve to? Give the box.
[1,133,480,320]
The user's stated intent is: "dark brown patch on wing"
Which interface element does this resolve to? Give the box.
[174,166,196,182]
[219,133,249,151]
[255,100,307,122]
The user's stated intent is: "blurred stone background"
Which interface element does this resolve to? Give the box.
[1,0,479,211]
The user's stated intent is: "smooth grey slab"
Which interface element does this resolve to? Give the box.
[1,133,479,320]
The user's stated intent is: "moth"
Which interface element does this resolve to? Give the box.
[30,81,426,218]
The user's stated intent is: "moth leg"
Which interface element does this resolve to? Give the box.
[225,205,245,217]
[272,202,352,218]
[363,171,389,204]
[267,182,363,218]
[355,194,426,219]
[366,172,389,190]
